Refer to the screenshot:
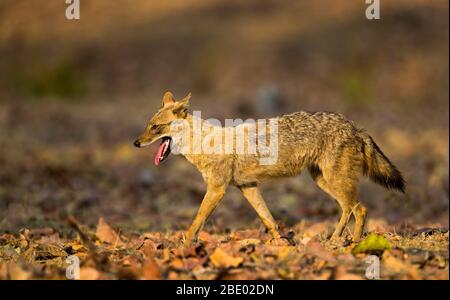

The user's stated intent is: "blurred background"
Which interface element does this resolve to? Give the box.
[0,0,448,234]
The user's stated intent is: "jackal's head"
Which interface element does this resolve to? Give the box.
[134,91,190,166]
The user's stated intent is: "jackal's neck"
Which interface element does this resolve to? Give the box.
[184,111,206,126]
[184,112,197,125]
[177,112,222,167]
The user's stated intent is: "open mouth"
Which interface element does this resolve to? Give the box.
[154,137,172,166]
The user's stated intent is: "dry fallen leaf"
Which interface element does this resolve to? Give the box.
[198,231,217,244]
[162,248,171,262]
[302,222,330,238]
[170,258,185,270]
[172,246,197,258]
[306,239,337,264]
[210,247,243,268]
[140,239,157,257]
[6,262,31,280]
[142,258,161,280]
[80,267,100,280]
[277,246,296,260]
[334,265,364,280]
[382,251,421,279]
[95,217,125,247]
[230,229,265,241]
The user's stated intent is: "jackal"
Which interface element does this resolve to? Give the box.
[134,92,405,245]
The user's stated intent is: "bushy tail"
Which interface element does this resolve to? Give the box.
[361,134,406,193]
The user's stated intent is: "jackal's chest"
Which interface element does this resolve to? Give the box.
[184,154,234,185]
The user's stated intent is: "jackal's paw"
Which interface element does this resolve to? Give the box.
[182,235,195,247]
[328,236,352,248]
[351,233,365,243]
[183,237,199,247]
[267,237,291,246]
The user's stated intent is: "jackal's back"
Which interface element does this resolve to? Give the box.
[233,111,361,183]
[234,110,405,193]
[277,111,361,164]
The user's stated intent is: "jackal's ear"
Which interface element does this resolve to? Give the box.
[172,92,191,117]
[178,92,191,107]
[162,91,175,107]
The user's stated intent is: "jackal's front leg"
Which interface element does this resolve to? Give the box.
[240,186,281,239]
[184,185,226,246]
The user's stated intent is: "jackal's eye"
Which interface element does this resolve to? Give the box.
[151,125,159,130]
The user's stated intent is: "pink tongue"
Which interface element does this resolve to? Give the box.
[154,142,167,166]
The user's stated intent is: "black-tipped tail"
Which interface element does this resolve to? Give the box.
[362,135,406,193]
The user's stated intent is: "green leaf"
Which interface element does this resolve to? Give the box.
[352,234,392,255]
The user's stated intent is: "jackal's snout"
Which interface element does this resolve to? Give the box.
[133,139,141,148]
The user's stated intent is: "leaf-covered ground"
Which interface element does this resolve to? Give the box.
[1,97,447,279]
[0,217,448,280]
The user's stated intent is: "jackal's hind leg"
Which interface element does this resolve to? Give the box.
[314,177,353,240]
[239,185,281,239]
[309,164,359,241]
[331,207,351,239]
[352,203,367,241]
